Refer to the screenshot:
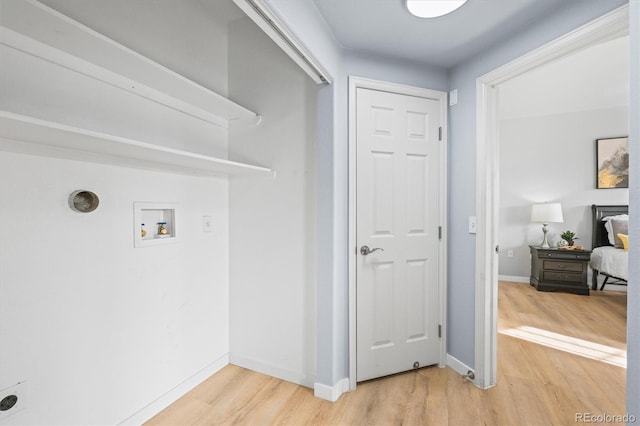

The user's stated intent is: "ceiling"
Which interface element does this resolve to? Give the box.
[311,0,588,68]
[34,0,627,84]
[499,36,629,119]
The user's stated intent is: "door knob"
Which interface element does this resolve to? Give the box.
[360,245,384,255]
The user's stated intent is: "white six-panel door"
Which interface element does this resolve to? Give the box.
[356,87,441,381]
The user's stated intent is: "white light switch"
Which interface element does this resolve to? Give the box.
[449,89,458,106]
[203,216,213,233]
[468,216,477,234]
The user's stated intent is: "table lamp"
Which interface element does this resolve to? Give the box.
[531,203,564,248]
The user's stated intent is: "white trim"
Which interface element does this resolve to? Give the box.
[474,75,499,390]
[232,0,332,85]
[446,353,475,380]
[474,5,629,390]
[229,353,316,388]
[348,76,448,390]
[118,353,229,425]
[313,378,350,402]
[498,275,530,284]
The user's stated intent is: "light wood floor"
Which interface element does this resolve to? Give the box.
[147,282,627,425]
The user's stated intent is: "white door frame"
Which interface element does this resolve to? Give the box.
[348,76,448,390]
[474,5,629,389]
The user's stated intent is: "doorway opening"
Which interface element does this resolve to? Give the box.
[474,5,629,388]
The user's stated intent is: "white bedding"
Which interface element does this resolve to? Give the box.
[590,246,628,281]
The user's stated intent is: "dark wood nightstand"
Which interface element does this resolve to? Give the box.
[529,245,591,295]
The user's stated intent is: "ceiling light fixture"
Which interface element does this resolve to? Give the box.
[406,0,468,18]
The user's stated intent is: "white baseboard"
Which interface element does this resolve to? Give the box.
[229,353,315,389]
[498,275,529,284]
[313,378,350,402]
[119,353,229,425]
[446,353,474,378]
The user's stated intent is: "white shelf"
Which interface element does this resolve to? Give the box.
[0,111,273,177]
[0,0,258,127]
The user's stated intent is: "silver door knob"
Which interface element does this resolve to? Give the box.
[360,245,384,255]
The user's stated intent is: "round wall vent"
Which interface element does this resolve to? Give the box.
[0,394,18,411]
[68,190,99,213]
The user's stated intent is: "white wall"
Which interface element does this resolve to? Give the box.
[0,153,229,425]
[0,1,235,423]
[498,36,629,280]
[227,17,318,387]
[499,106,629,279]
[264,0,349,388]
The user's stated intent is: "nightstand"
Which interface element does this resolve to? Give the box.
[529,245,591,295]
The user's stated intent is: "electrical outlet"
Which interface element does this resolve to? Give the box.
[203,216,213,233]
[0,381,28,420]
[507,249,514,258]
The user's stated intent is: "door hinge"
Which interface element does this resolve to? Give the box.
[438,324,442,338]
[438,226,442,240]
[438,127,442,141]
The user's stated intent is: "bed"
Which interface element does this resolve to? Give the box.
[590,204,628,290]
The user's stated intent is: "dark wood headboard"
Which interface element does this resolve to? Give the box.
[591,204,628,248]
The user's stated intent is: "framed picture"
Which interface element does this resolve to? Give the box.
[596,137,628,189]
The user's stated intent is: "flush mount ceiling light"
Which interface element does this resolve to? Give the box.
[406,0,468,18]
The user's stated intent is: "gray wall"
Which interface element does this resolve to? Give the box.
[266,0,450,388]
[266,0,630,387]
[447,0,628,368]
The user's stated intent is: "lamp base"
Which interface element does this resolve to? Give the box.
[540,223,550,248]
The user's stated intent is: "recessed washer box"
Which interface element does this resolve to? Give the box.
[134,202,178,248]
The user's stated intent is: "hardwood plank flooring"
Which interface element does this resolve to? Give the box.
[147,282,627,425]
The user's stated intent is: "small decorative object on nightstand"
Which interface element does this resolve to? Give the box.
[529,245,591,295]
[560,230,578,246]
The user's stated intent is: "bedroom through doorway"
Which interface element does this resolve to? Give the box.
[493,32,629,403]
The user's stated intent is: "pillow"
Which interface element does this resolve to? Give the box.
[617,233,629,251]
[603,214,629,246]
[610,219,629,248]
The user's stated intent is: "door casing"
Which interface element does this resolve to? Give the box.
[348,76,448,390]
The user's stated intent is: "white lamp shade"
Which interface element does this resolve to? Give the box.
[531,203,564,223]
